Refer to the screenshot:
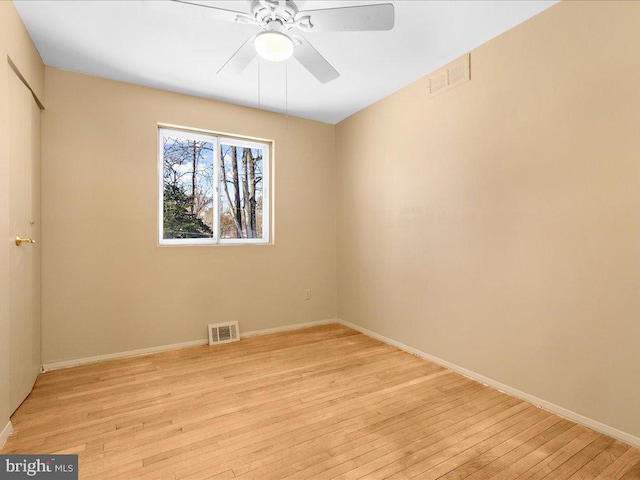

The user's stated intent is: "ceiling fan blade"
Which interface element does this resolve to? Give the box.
[298,3,394,32]
[291,35,339,84]
[143,0,248,24]
[217,35,258,76]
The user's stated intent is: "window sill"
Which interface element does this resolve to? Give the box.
[158,240,272,247]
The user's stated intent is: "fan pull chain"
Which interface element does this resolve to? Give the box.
[285,59,289,129]
[257,58,261,110]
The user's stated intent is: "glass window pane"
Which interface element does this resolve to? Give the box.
[162,135,215,240]
[220,144,264,240]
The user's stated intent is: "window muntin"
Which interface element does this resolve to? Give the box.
[159,127,270,245]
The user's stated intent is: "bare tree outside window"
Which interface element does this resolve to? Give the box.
[220,144,264,239]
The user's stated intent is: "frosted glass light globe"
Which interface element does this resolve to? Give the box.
[254,31,294,62]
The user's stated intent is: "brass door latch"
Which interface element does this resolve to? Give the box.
[15,235,36,246]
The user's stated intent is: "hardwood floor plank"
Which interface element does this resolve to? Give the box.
[392,409,563,480]
[487,425,587,480]
[323,404,543,480]
[380,413,565,480]
[567,441,631,479]
[446,419,574,480]
[325,397,526,480]
[537,435,616,479]
[593,448,640,479]
[1,324,637,480]
[515,430,601,480]
[619,460,640,480]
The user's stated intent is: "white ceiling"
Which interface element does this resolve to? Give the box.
[14,0,557,124]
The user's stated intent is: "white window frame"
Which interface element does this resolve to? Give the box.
[158,127,271,246]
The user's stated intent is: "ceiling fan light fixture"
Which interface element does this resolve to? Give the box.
[254,31,294,62]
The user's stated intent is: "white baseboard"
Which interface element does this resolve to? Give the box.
[0,420,13,449]
[241,318,339,338]
[42,318,340,372]
[42,339,209,371]
[337,318,640,449]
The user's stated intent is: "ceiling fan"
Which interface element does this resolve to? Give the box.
[146,0,395,83]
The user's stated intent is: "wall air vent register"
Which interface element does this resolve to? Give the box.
[208,321,240,345]
[427,53,471,96]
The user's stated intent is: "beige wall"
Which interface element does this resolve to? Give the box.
[336,0,640,439]
[0,1,44,436]
[41,68,336,363]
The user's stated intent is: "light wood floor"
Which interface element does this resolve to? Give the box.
[3,324,639,479]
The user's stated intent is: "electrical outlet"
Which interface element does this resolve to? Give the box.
[304,289,311,300]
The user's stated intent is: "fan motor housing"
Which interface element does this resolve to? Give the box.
[251,0,299,28]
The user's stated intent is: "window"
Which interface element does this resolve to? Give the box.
[159,127,270,245]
